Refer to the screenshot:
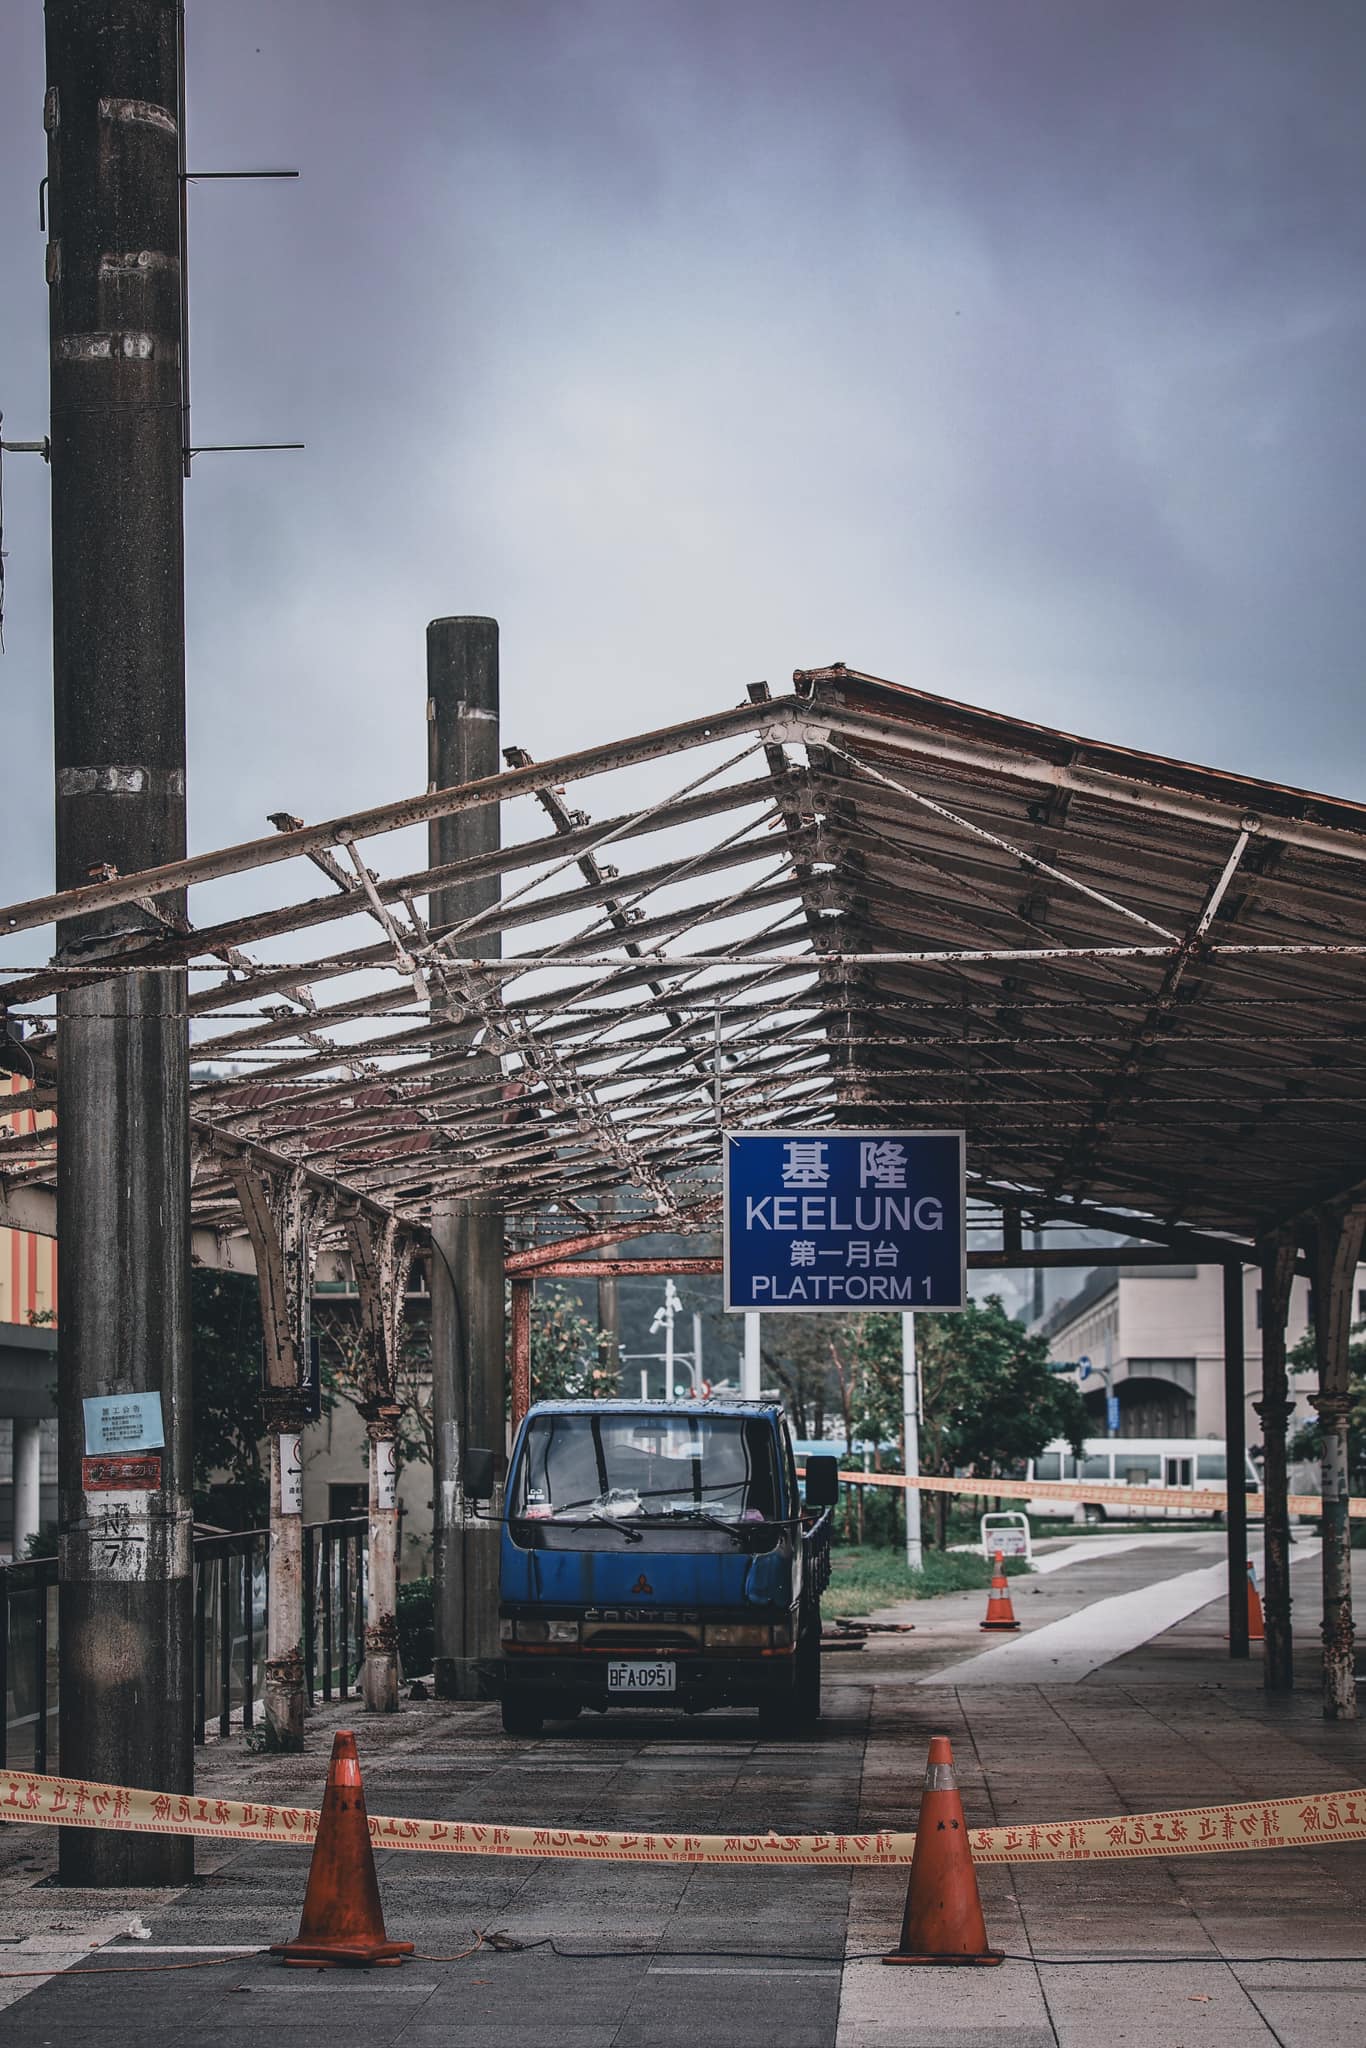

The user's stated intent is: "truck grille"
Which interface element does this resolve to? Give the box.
[581,1621,704,1650]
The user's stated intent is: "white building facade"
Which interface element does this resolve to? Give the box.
[1040,1259,1366,1451]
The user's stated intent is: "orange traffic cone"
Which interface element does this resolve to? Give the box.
[271,1730,414,1968]
[883,1735,1003,1967]
[1247,1561,1265,1644]
[980,1552,1020,1632]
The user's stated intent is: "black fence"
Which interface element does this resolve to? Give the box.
[0,1556,56,1773]
[1,1516,369,1770]
[303,1516,368,1708]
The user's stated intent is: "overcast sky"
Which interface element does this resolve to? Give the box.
[2,0,1364,914]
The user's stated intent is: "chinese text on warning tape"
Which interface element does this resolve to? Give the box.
[5,1772,1366,1867]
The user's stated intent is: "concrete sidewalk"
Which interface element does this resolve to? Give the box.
[842,1677,1366,2046]
[0,1537,1362,2046]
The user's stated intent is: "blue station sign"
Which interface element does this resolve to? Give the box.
[723,1129,967,1313]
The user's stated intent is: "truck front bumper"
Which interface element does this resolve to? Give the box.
[495,1653,797,1712]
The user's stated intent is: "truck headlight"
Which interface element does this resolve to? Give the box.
[506,1618,579,1644]
[704,1624,772,1648]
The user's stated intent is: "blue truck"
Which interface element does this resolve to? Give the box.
[485,1399,838,1738]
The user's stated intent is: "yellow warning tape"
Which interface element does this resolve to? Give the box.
[4,1770,1366,1866]
[827,1468,1366,1519]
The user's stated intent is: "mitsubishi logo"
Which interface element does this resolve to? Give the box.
[631,1574,654,1596]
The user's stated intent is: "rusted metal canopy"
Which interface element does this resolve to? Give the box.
[3,665,1364,1249]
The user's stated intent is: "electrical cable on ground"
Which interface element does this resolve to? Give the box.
[409,1937,1366,1969]
[0,1952,265,1979]
[4,1939,1364,1982]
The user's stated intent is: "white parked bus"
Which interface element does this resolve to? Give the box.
[1023,1439,1262,1523]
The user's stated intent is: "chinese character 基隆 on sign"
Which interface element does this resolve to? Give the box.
[723,1130,966,1313]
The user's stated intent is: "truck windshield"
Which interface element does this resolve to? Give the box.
[514,1413,783,1525]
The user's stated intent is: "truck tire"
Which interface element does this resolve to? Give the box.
[500,1690,544,1737]
[794,1618,821,1726]
[757,1623,821,1740]
[756,1695,800,1740]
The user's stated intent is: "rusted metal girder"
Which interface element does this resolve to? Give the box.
[0,771,786,1017]
[796,665,1366,863]
[506,742,748,1087]
[504,1198,721,1273]
[0,699,800,940]
[8,659,1366,1272]
[510,1276,532,1431]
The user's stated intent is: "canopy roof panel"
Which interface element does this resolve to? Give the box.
[2,664,1363,1250]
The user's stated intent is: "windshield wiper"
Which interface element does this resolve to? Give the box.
[653,1507,748,1541]
[586,1509,642,1543]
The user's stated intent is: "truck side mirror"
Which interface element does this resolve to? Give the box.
[804,1455,840,1509]
[465,1446,495,1502]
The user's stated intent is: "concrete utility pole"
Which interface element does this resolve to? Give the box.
[427,618,505,1701]
[47,0,192,1885]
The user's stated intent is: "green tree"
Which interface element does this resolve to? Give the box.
[759,1312,855,1436]
[525,1284,617,1402]
[313,1304,433,1474]
[190,1269,269,1526]
[838,1298,1089,1544]
[1289,1321,1366,1491]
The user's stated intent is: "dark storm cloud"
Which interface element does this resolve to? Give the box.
[2,1,1363,925]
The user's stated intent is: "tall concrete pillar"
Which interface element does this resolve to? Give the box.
[1222,1263,1249,1658]
[427,617,505,1701]
[1305,1202,1366,1720]
[1255,1237,1297,1693]
[12,1419,43,1558]
[343,1211,413,1713]
[223,1156,325,1749]
[47,0,193,1886]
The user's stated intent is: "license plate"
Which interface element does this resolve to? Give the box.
[607,1660,676,1694]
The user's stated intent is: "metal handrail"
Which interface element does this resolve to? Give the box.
[2,1515,369,1769]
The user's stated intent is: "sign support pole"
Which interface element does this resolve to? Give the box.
[902,1312,923,1573]
[742,1313,761,1399]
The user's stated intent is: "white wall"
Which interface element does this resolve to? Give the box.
[1046,1260,1365,1446]
[299,1398,435,1577]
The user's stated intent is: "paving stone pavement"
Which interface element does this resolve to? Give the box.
[0,1537,1362,2046]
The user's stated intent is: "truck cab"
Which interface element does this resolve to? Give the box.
[494,1399,837,1738]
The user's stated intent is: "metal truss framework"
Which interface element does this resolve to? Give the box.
[3,663,1366,1261]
